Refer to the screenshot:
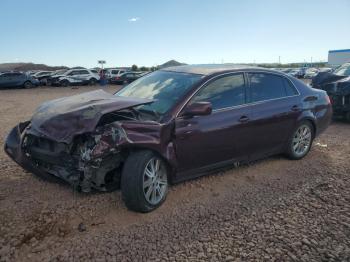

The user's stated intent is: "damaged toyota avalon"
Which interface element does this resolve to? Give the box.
[4,65,332,212]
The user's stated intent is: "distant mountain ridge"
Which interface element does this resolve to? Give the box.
[159,60,187,68]
[0,63,68,72]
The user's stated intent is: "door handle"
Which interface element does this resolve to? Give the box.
[291,105,300,112]
[239,115,249,123]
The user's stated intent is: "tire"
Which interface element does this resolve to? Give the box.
[89,78,97,85]
[286,121,314,160]
[23,81,33,89]
[60,80,70,87]
[121,150,169,213]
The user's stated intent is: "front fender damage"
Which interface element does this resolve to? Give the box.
[77,121,177,192]
[4,119,177,193]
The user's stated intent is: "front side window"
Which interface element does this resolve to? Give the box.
[248,73,292,102]
[191,73,246,110]
[116,70,202,115]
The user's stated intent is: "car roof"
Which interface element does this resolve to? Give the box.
[161,64,262,75]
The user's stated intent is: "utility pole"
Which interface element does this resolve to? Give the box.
[278,56,281,64]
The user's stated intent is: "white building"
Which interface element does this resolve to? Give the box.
[328,49,350,67]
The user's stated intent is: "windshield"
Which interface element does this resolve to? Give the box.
[115,70,203,115]
[334,64,350,76]
[53,70,67,75]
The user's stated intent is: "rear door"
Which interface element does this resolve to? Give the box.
[79,70,90,81]
[11,73,25,86]
[246,72,301,159]
[67,70,81,83]
[175,73,252,173]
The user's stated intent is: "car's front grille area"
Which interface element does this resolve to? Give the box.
[23,135,74,166]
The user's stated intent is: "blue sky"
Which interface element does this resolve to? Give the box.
[0,0,349,67]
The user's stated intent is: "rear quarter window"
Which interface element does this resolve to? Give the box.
[283,78,298,96]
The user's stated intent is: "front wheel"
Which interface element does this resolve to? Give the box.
[23,81,33,89]
[286,121,314,160]
[121,151,169,212]
[60,80,70,87]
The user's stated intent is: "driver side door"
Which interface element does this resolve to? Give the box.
[174,73,252,177]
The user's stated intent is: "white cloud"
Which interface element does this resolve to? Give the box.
[128,17,140,22]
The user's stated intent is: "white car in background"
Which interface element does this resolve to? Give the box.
[49,69,100,87]
[105,68,127,80]
[304,68,320,79]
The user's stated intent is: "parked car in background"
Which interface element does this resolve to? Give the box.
[110,71,143,84]
[32,71,54,85]
[0,72,39,88]
[319,67,333,73]
[89,69,99,74]
[105,68,127,80]
[304,68,319,79]
[49,69,100,87]
[282,68,305,79]
[5,65,332,212]
[312,63,350,121]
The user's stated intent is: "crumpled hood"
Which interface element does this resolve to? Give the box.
[26,90,153,143]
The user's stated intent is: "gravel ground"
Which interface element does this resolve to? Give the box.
[0,85,349,262]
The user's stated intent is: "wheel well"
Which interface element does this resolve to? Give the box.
[120,147,175,183]
[303,119,317,138]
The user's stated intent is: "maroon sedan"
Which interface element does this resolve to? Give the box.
[5,65,332,212]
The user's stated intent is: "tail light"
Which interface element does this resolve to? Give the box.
[115,76,120,80]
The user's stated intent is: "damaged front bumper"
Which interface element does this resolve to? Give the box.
[4,121,124,192]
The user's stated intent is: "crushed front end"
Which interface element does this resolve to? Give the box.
[4,121,127,192]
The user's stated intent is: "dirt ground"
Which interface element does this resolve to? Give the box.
[0,86,349,262]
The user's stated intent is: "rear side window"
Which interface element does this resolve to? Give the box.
[283,78,298,96]
[248,73,296,102]
[79,70,89,74]
[191,73,246,110]
[68,71,78,76]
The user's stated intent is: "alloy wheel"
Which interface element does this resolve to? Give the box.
[292,124,312,156]
[143,157,168,205]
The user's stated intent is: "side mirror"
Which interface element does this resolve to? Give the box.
[181,102,212,117]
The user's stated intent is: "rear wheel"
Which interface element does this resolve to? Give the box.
[286,121,314,160]
[89,78,97,85]
[60,80,70,87]
[23,81,33,89]
[121,151,169,213]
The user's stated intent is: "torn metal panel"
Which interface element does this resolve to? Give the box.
[27,90,154,143]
